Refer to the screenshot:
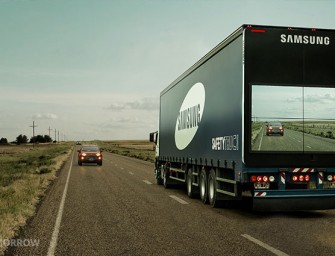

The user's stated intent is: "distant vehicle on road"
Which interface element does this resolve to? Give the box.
[77,145,102,166]
[76,141,82,145]
[266,122,284,136]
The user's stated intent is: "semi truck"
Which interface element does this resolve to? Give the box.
[150,24,335,211]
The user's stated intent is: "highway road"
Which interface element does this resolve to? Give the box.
[5,146,335,255]
[253,128,335,152]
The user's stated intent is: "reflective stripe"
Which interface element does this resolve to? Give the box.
[280,172,286,185]
[255,192,267,197]
[291,168,314,173]
[318,172,323,185]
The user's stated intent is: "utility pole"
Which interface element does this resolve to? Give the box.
[54,129,57,143]
[58,130,60,143]
[30,121,37,148]
[48,126,52,141]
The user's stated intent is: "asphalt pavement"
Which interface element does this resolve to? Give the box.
[5,146,335,255]
[253,128,335,152]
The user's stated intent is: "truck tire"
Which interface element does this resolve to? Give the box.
[163,168,171,188]
[208,169,221,208]
[200,168,208,204]
[155,168,163,185]
[187,167,197,198]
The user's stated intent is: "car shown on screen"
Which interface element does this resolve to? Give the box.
[77,145,102,166]
[266,122,284,136]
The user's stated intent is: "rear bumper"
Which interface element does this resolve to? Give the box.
[253,189,335,211]
[78,157,102,164]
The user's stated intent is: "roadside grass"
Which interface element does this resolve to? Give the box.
[283,121,335,139]
[0,143,72,254]
[251,122,263,147]
[96,140,156,162]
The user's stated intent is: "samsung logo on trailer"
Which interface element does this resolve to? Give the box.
[175,82,205,150]
[280,34,330,45]
[177,104,201,131]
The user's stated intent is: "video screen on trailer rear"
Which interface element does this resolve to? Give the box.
[251,84,335,152]
[244,25,335,166]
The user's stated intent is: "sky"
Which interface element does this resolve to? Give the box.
[1,0,335,142]
[252,86,335,121]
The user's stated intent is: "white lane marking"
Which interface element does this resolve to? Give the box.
[129,171,134,175]
[169,195,189,205]
[288,134,302,143]
[143,180,152,185]
[258,127,264,151]
[241,234,289,256]
[47,149,75,256]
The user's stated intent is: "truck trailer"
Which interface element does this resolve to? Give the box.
[150,24,335,211]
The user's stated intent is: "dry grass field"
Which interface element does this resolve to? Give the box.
[283,121,335,139]
[96,140,156,162]
[0,143,72,254]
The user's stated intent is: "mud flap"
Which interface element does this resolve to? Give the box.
[253,196,335,212]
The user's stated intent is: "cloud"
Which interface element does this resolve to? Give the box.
[32,113,58,120]
[107,103,126,111]
[105,116,153,128]
[305,93,335,103]
[106,97,159,111]
[286,93,335,104]
[286,97,301,103]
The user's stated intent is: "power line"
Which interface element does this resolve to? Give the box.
[30,121,37,147]
[48,126,53,139]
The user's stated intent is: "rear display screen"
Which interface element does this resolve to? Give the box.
[251,85,335,153]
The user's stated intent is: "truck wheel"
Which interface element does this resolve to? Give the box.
[155,168,163,185]
[187,168,197,198]
[163,168,171,188]
[200,168,208,204]
[208,169,220,208]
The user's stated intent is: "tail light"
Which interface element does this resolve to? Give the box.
[250,175,275,190]
[299,175,304,182]
[327,175,335,181]
[292,175,311,182]
[305,175,310,182]
[251,29,266,33]
[250,175,275,183]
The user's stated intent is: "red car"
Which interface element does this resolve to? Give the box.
[266,122,284,136]
[77,145,103,166]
